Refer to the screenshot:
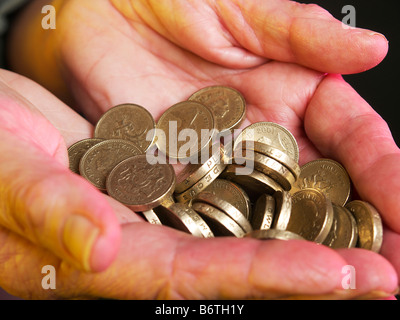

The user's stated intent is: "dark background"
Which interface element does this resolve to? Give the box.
[302,0,400,146]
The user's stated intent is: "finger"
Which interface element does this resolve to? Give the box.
[380,227,400,287]
[123,0,388,73]
[335,248,398,299]
[0,78,121,272]
[63,224,398,300]
[0,70,144,226]
[305,74,400,233]
[3,221,396,300]
[215,0,388,73]
[0,225,64,299]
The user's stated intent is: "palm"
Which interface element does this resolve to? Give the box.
[61,1,327,162]
[3,0,399,299]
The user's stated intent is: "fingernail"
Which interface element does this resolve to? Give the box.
[63,215,100,272]
[369,32,388,43]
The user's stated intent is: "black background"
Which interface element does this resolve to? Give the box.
[301,0,400,146]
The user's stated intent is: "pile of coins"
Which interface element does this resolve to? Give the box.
[68,86,383,253]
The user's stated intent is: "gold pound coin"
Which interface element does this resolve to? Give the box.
[79,139,143,191]
[233,122,299,162]
[192,202,246,238]
[188,86,246,132]
[345,200,383,253]
[174,163,227,204]
[141,209,163,225]
[251,194,275,230]
[67,138,104,174]
[240,141,300,178]
[286,189,334,243]
[156,101,216,160]
[154,203,214,238]
[233,151,296,191]
[291,159,351,206]
[106,155,176,212]
[205,179,251,220]
[220,164,283,202]
[323,204,358,249]
[175,145,224,193]
[244,229,305,241]
[94,104,156,152]
[193,191,252,233]
[271,191,292,230]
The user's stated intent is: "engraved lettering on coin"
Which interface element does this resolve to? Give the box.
[291,159,351,206]
[205,179,251,220]
[79,139,143,190]
[234,122,299,162]
[68,138,104,174]
[286,189,334,243]
[175,146,224,193]
[188,86,246,132]
[107,155,176,212]
[251,194,275,230]
[156,101,215,159]
[94,104,156,152]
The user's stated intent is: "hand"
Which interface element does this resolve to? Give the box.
[4,0,399,299]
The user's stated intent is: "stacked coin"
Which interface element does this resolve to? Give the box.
[173,146,227,204]
[67,86,383,253]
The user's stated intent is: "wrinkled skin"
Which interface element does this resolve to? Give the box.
[1,0,399,299]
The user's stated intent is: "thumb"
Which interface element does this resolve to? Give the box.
[0,94,120,273]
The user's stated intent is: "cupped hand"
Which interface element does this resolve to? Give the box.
[4,0,399,299]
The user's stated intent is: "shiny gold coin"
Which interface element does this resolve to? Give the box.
[345,200,383,253]
[251,194,275,230]
[94,104,156,152]
[239,141,300,178]
[156,101,216,160]
[233,151,296,191]
[244,229,305,241]
[175,145,224,193]
[220,164,283,202]
[323,204,358,249]
[193,191,252,233]
[204,179,251,220]
[192,202,246,238]
[141,209,163,225]
[154,203,214,238]
[271,191,292,230]
[106,155,176,212]
[174,163,226,204]
[291,159,351,206]
[286,189,334,243]
[79,139,143,190]
[233,122,299,162]
[188,86,246,132]
[67,138,104,174]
